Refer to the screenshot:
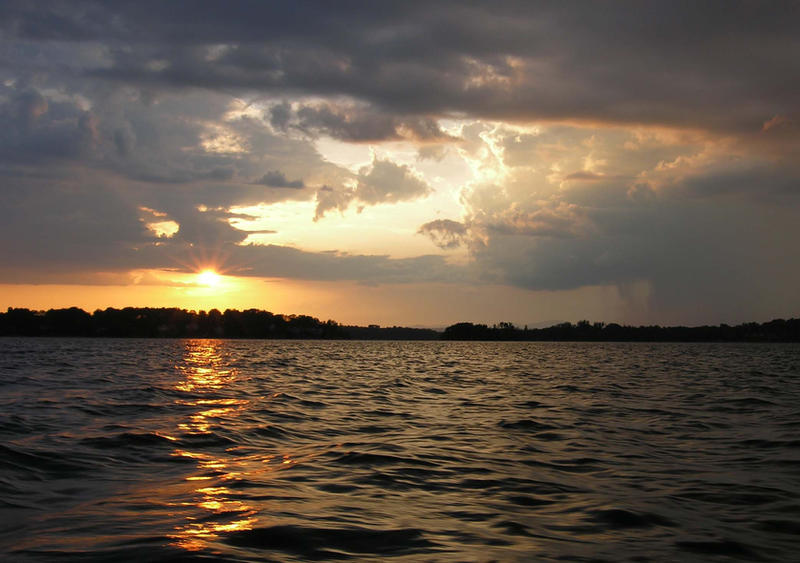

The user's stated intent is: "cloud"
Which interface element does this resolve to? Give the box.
[314,157,432,219]
[168,207,252,245]
[563,171,622,182]
[255,170,304,188]
[0,81,355,225]
[295,104,399,142]
[486,201,589,239]
[0,167,466,285]
[232,245,465,284]
[0,88,96,165]
[4,2,797,135]
[268,101,292,131]
[417,145,448,162]
[354,158,432,204]
[286,102,456,142]
[418,219,467,249]
[313,186,355,221]
[0,178,152,278]
[433,121,800,322]
[761,114,795,133]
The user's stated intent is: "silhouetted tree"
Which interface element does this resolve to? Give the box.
[1,307,799,341]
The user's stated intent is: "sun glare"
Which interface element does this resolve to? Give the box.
[196,270,221,287]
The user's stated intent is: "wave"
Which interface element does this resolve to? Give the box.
[225,524,437,559]
[2,339,800,562]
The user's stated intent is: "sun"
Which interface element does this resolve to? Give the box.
[196,269,222,287]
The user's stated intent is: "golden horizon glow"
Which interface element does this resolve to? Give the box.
[0,277,656,326]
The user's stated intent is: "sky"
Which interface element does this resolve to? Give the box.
[1,1,799,327]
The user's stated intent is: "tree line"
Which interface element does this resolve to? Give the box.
[1,307,799,341]
[0,307,346,339]
[441,319,800,342]
[0,307,441,340]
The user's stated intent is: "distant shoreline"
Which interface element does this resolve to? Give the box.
[1,307,799,342]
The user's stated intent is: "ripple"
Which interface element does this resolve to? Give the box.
[498,418,556,431]
[328,451,435,467]
[2,339,800,561]
[225,524,437,559]
[587,508,676,530]
[675,539,761,559]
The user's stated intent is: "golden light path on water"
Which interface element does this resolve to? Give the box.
[167,340,320,552]
[169,340,258,552]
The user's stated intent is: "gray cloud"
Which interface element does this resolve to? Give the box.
[288,102,456,142]
[3,1,797,134]
[0,170,465,285]
[314,158,432,220]
[673,163,800,200]
[255,170,305,188]
[0,88,96,164]
[269,101,292,131]
[0,82,352,225]
[443,124,800,323]
[564,172,623,182]
[314,186,356,221]
[296,104,398,142]
[354,158,431,205]
[0,178,152,278]
[233,245,464,285]
[418,219,467,249]
[486,203,588,239]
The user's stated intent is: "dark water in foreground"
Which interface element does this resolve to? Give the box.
[1,339,799,562]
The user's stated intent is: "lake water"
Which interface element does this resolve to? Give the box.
[1,339,799,562]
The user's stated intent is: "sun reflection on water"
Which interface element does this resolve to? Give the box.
[169,340,258,551]
[174,341,238,392]
[177,400,249,434]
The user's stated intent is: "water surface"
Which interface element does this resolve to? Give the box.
[1,339,799,561]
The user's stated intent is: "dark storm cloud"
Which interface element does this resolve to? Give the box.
[468,163,800,323]
[471,197,800,324]
[3,1,797,132]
